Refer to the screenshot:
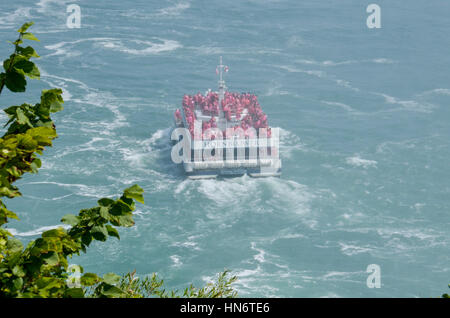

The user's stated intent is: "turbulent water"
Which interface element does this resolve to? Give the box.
[1,0,449,297]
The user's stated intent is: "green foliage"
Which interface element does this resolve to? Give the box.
[0,22,238,298]
[0,21,144,298]
[0,21,40,94]
[85,269,238,298]
[0,183,144,298]
[178,270,238,298]
[443,285,450,298]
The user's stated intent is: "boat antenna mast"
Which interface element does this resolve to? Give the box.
[217,56,228,119]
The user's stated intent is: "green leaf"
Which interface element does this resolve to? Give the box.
[40,88,64,114]
[12,265,25,278]
[36,277,63,291]
[98,198,115,207]
[65,288,85,298]
[0,186,21,199]
[91,225,108,241]
[112,199,134,214]
[42,228,66,238]
[99,206,109,219]
[30,158,42,173]
[18,22,34,33]
[100,284,125,298]
[103,273,121,285]
[12,39,23,46]
[3,58,12,72]
[0,205,19,221]
[4,105,19,116]
[61,214,79,226]
[13,60,40,79]
[81,232,92,246]
[80,273,101,286]
[4,71,26,92]
[105,225,120,240]
[42,251,59,266]
[29,64,40,79]
[123,184,145,204]
[17,46,40,58]
[16,108,33,127]
[110,213,134,227]
[6,237,23,254]
[22,32,39,42]
[13,277,23,290]
[5,166,21,178]
[27,126,57,141]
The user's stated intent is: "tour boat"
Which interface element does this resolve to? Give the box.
[171,57,281,179]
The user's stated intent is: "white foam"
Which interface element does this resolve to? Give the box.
[304,69,326,78]
[278,127,304,159]
[376,228,437,241]
[157,2,190,16]
[197,178,251,206]
[40,70,91,91]
[375,139,417,154]
[96,38,182,55]
[115,129,172,173]
[119,147,148,169]
[53,137,119,159]
[251,242,266,263]
[296,58,394,67]
[335,79,357,91]
[338,242,372,256]
[0,7,32,29]
[9,224,70,237]
[70,90,129,135]
[175,179,192,194]
[297,59,357,67]
[412,203,426,212]
[371,58,395,64]
[170,255,183,267]
[232,266,262,279]
[0,110,9,123]
[230,264,305,297]
[146,128,171,151]
[45,37,182,59]
[24,193,74,201]
[322,270,363,280]
[44,38,115,58]
[321,100,355,112]
[192,175,313,221]
[276,64,360,92]
[346,156,377,168]
[378,93,435,113]
[36,0,73,13]
[264,82,291,97]
[170,240,201,251]
[266,178,314,215]
[270,233,306,243]
[420,88,450,96]
[25,181,111,198]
